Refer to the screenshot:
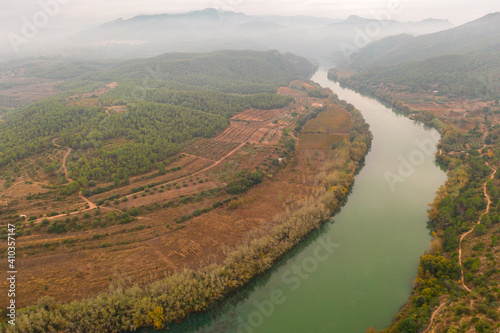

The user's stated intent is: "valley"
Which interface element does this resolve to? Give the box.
[1,4,500,333]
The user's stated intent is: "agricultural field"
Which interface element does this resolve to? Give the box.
[231,108,282,122]
[183,139,240,161]
[302,104,353,134]
[247,123,284,145]
[214,121,264,143]
[0,75,62,109]
[0,78,342,308]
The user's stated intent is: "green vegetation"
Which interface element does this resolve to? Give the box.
[0,50,314,188]
[81,50,316,94]
[11,58,117,80]
[333,14,500,104]
[338,52,500,99]
[225,170,264,195]
[101,88,294,112]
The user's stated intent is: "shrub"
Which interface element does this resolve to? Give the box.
[47,221,68,234]
[226,170,264,195]
[129,207,139,217]
[474,224,487,236]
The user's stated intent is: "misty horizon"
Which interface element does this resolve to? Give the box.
[1,1,499,59]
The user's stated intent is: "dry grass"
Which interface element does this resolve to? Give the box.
[303,105,353,134]
[299,133,347,150]
[215,121,263,143]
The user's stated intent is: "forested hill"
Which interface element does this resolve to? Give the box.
[0,50,316,185]
[348,12,500,69]
[69,50,317,95]
[337,51,500,99]
[333,13,500,99]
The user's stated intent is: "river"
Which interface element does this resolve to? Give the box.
[155,69,447,333]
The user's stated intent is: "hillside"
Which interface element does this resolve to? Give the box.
[0,50,315,175]
[77,50,317,94]
[334,13,500,100]
[72,9,451,62]
[341,51,500,99]
[349,12,500,69]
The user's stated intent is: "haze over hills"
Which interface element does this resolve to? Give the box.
[70,8,453,63]
[335,12,500,99]
[4,8,453,64]
[348,12,500,69]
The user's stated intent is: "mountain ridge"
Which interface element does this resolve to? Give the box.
[62,8,453,62]
[348,12,500,69]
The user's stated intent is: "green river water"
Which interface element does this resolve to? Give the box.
[156,69,448,333]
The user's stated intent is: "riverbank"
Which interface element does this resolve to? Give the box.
[5,83,371,332]
[161,69,447,333]
[331,68,500,332]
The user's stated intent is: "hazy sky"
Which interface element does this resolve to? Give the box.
[1,0,499,51]
[2,0,499,28]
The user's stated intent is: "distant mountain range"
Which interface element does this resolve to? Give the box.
[34,8,453,64]
[348,12,500,68]
[337,12,500,99]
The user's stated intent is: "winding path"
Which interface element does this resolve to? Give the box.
[423,298,447,333]
[425,129,496,331]
[457,131,497,292]
[37,139,96,222]
[458,162,496,292]
[52,138,72,178]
